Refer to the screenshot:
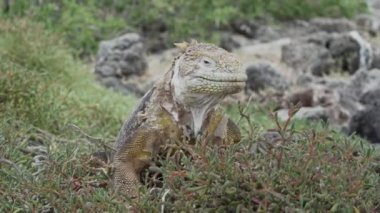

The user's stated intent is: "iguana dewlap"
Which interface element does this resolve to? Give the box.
[112,41,247,198]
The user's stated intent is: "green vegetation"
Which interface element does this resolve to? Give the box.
[137,113,380,212]
[0,19,136,137]
[0,20,136,211]
[1,0,368,56]
[1,19,379,212]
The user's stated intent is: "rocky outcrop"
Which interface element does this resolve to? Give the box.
[328,34,361,74]
[245,62,290,92]
[278,82,354,128]
[285,84,340,108]
[355,14,380,36]
[93,13,380,144]
[220,33,242,52]
[349,107,380,143]
[282,40,334,76]
[281,32,371,76]
[346,69,380,143]
[347,69,380,98]
[371,47,380,69]
[197,17,380,144]
[310,18,356,33]
[231,19,261,39]
[360,88,380,107]
[95,33,147,78]
[95,33,147,95]
[277,106,329,123]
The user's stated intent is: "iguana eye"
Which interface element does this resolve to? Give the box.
[202,57,214,66]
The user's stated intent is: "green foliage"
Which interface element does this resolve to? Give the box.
[0,19,136,137]
[1,0,126,56]
[263,0,368,19]
[1,0,368,56]
[119,0,240,43]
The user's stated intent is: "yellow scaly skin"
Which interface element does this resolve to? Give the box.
[112,41,247,198]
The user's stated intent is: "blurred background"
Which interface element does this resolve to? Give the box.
[0,0,370,56]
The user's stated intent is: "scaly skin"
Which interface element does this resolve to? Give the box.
[112,41,247,198]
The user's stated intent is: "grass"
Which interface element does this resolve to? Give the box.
[0,19,379,212]
[0,0,368,56]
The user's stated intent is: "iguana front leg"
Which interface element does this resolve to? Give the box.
[113,161,141,198]
[113,126,162,198]
[226,118,241,143]
[203,108,241,144]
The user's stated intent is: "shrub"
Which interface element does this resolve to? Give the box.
[133,105,380,211]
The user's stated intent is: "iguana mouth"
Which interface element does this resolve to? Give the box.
[189,76,246,94]
[194,74,247,83]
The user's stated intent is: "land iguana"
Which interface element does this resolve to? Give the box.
[112,41,247,198]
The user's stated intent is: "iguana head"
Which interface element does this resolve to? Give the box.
[170,41,246,135]
[171,41,246,106]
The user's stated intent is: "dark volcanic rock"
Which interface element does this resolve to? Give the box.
[305,32,334,46]
[327,35,360,74]
[245,62,290,92]
[346,71,380,143]
[296,74,315,86]
[286,88,314,107]
[285,84,340,108]
[349,107,380,143]
[347,69,380,98]
[231,20,260,39]
[355,14,380,36]
[95,33,147,95]
[95,33,147,78]
[360,88,380,107]
[282,41,334,75]
[371,48,380,69]
[220,33,242,52]
[276,106,329,123]
[282,32,368,76]
[310,57,336,76]
[310,18,356,33]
